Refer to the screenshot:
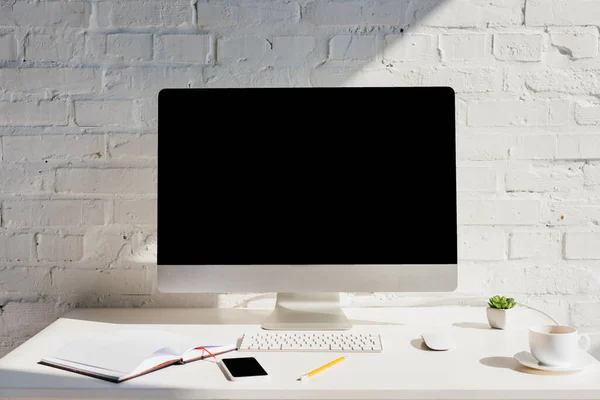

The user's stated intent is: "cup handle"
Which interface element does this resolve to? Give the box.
[579,333,591,352]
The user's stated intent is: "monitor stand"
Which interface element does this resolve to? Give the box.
[261,292,352,330]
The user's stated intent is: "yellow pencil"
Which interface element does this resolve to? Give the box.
[299,356,346,381]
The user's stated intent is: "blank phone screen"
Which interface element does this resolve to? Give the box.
[222,357,268,377]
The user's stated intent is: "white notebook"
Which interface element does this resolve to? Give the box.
[40,329,237,383]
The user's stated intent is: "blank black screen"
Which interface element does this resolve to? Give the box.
[158,87,457,265]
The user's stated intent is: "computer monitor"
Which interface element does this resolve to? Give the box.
[157,87,457,330]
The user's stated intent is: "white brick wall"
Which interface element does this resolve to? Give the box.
[25,32,83,62]
[74,100,134,127]
[557,135,600,159]
[575,101,600,126]
[458,134,510,160]
[459,227,505,261]
[114,199,157,225]
[549,28,599,60]
[565,234,600,260]
[384,34,437,62]
[0,165,50,194]
[155,34,211,63]
[415,0,524,28]
[0,34,16,60]
[0,101,67,126]
[2,0,600,357]
[493,33,543,62]
[3,135,103,162]
[219,36,270,62]
[273,37,315,61]
[459,200,541,225]
[331,35,377,61]
[0,234,32,262]
[509,232,562,260]
[511,135,556,160]
[3,200,104,228]
[468,100,550,127]
[505,164,585,193]
[0,1,90,27]
[526,0,600,26]
[0,68,97,94]
[55,168,156,194]
[36,234,84,262]
[457,167,496,192]
[108,134,157,159]
[106,34,153,62]
[439,33,488,61]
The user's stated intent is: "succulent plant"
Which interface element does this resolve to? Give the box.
[488,295,516,310]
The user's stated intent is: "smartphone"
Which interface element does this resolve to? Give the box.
[219,357,270,382]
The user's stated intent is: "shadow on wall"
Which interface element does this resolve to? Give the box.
[84,0,453,311]
[308,0,461,87]
[16,0,495,319]
[591,348,600,362]
[204,0,453,87]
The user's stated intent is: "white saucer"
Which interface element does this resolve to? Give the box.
[514,351,595,372]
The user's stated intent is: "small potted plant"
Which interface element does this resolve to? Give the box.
[486,295,516,330]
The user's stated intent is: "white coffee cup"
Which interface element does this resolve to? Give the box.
[529,325,591,366]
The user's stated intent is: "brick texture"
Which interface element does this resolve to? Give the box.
[549,28,599,60]
[460,227,506,261]
[439,34,488,61]
[526,0,600,26]
[74,100,134,127]
[2,200,104,228]
[0,1,90,27]
[384,34,437,62]
[493,34,543,62]
[155,34,210,63]
[25,33,83,62]
[55,168,156,194]
[0,34,16,60]
[330,35,377,61]
[565,233,600,260]
[0,234,32,262]
[0,68,97,94]
[36,234,84,262]
[106,34,153,61]
[0,102,67,126]
[2,135,103,162]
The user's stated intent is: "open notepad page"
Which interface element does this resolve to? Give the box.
[40,329,236,382]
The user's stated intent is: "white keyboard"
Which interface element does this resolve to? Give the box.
[238,332,383,352]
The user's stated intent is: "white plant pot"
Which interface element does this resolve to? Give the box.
[487,307,511,329]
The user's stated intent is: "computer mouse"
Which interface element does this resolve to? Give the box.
[421,331,455,351]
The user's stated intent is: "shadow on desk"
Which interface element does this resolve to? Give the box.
[0,368,113,390]
[350,320,403,326]
[63,308,403,326]
[479,357,579,376]
[0,367,173,390]
[63,308,271,325]
[453,322,492,330]
[410,338,436,352]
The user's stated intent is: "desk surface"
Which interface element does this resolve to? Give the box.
[0,306,599,400]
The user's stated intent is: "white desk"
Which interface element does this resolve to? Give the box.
[1,307,599,400]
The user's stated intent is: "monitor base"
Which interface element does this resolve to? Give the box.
[261,292,352,330]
